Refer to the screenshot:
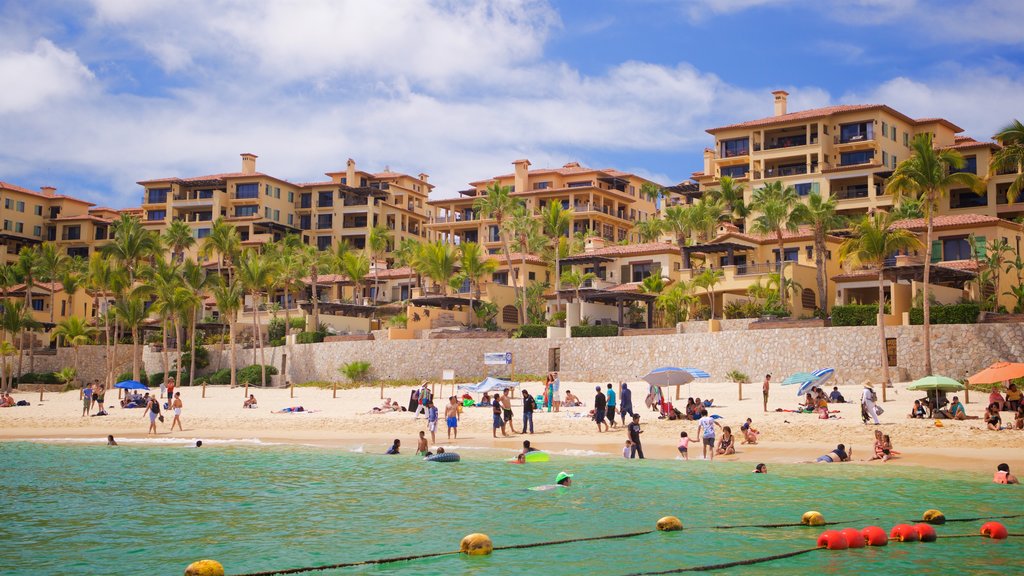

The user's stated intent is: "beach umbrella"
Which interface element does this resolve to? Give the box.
[115,380,149,390]
[796,368,835,396]
[782,372,816,385]
[642,367,694,387]
[966,362,1024,385]
[907,375,965,392]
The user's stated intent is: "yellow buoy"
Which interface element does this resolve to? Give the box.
[801,511,825,526]
[460,533,493,556]
[656,516,683,532]
[922,509,946,525]
[184,559,224,576]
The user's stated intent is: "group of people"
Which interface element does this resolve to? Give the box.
[0,393,19,407]
[591,383,635,430]
[81,381,108,416]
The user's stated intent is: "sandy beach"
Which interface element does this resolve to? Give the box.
[2,379,1022,473]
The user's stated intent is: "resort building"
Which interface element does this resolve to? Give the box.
[428,159,661,250]
[136,154,432,258]
[0,181,98,263]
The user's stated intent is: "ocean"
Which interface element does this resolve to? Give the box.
[1,440,1021,575]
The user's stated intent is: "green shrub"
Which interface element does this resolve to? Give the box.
[237,364,279,386]
[268,318,286,341]
[289,317,307,330]
[339,360,371,382]
[909,303,980,325]
[296,331,324,344]
[761,306,791,318]
[180,345,210,371]
[203,368,232,385]
[831,304,878,326]
[726,370,750,384]
[14,371,61,384]
[115,369,148,385]
[723,300,764,319]
[150,371,191,388]
[570,324,619,337]
[514,324,548,338]
[269,337,285,347]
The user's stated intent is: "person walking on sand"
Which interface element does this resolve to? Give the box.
[593,386,608,432]
[492,398,507,438]
[619,383,635,425]
[627,414,644,459]
[762,374,771,412]
[144,395,161,434]
[165,377,175,406]
[82,381,93,417]
[169,392,183,432]
[605,383,618,429]
[500,388,518,434]
[552,372,561,412]
[861,381,880,425]
[697,409,721,461]
[445,396,459,440]
[522,388,536,434]
[426,400,438,444]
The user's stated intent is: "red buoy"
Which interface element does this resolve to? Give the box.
[914,523,937,542]
[981,522,1009,540]
[839,528,866,548]
[816,530,850,550]
[862,526,888,547]
[890,524,919,542]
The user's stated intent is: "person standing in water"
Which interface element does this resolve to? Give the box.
[627,414,644,459]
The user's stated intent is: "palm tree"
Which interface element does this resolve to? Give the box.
[142,259,182,381]
[101,214,160,285]
[199,218,241,283]
[559,269,596,305]
[113,290,148,382]
[541,202,573,313]
[15,246,41,372]
[705,175,749,224]
[839,212,923,395]
[236,249,278,390]
[639,274,666,294]
[302,243,338,330]
[456,242,498,320]
[340,251,371,303]
[163,219,196,263]
[37,242,67,327]
[640,181,664,206]
[367,225,392,304]
[887,132,985,375]
[633,219,664,243]
[750,180,804,311]
[182,260,216,392]
[890,196,925,220]
[688,197,726,242]
[52,316,97,377]
[0,300,36,392]
[473,183,525,323]
[791,192,844,314]
[991,119,1024,202]
[663,204,694,261]
[415,242,455,296]
[0,341,16,394]
[656,282,697,326]
[171,286,200,386]
[692,267,724,319]
[507,206,545,324]
[212,280,243,392]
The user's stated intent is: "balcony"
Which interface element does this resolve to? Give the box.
[298,199,312,209]
[572,202,629,220]
[432,213,478,224]
[317,199,334,208]
[833,185,870,200]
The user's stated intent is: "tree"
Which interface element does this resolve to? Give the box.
[559,269,596,305]
[163,220,196,263]
[455,242,497,325]
[663,204,694,261]
[415,242,455,296]
[541,202,573,314]
[839,212,923,396]
[705,175,749,223]
[633,219,664,243]
[52,316,97,377]
[113,290,148,383]
[750,180,804,311]
[340,250,370,304]
[688,197,726,242]
[887,132,985,375]
[656,282,697,326]
[976,238,1013,311]
[15,246,41,372]
[101,214,160,285]
[692,267,724,319]
[890,196,925,220]
[37,242,67,328]
[236,249,278,393]
[991,119,1024,202]
[182,260,216,392]
[199,218,241,283]
[507,206,546,324]
[212,280,243,392]
[473,183,525,323]
[302,243,339,330]
[639,274,666,294]
[367,225,392,304]
[142,259,183,381]
[640,181,664,205]
[0,300,37,392]
[791,192,844,313]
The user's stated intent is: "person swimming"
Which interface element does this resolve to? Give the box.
[753,463,767,473]
[529,471,573,491]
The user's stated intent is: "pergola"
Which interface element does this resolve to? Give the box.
[556,287,659,328]
[409,295,479,310]
[882,263,977,286]
[681,241,754,269]
[301,301,377,317]
[559,254,613,267]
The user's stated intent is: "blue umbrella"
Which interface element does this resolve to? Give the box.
[797,368,835,396]
[115,380,149,390]
[682,368,710,379]
[782,372,816,385]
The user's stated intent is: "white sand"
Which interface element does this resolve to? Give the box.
[2,380,1022,472]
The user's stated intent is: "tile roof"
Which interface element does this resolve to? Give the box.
[713,225,843,245]
[579,241,680,258]
[889,214,1003,231]
[832,259,979,282]
[9,282,65,294]
[51,214,113,223]
[0,181,93,204]
[374,266,416,279]
[137,172,268,185]
[470,162,635,186]
[940,136,999,151]
[708,105,963,134]
[489,252,547,266]
[301,273,348,285]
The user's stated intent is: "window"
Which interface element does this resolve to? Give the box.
[14,222,23,233]
[2,220,8,230]
[197,189,214,199]
[903,132,909,147]
[63,225,81,240]
[840,150,875,166]
[502,305,519,324]
[773,247,799,262]
[236,183,259,199]
[940,237,972,261]
[148,188,170,203]
[31,298,44,311]
[264,207,271,218]
[528,271,536,281]
[288,191,294,203]
[316,236,332,250]
[533,181,551,190]
[805,246,813,260]
[891,125,897,140]
[287,214,293,226]
[721,137,750,157]
[299,215,311,230]
[881,121,888,136]
[147,210,166,221]
[264,184,271,196]
[720,165,750,178]
[16,201,24,212]
[67,247,88,258]
[891,155,897,169]
[801,288,816,310]
[882,151,888,167]
[631,263,655,282]
[299,193,312,208]
[317,214,333,229]
[839,122,872,143]
[492,271,509,285]
[567,181,592,188]
[33,225,41,237]
[273,209,280,221]
[275,187,281,199]
[951,156,978,175]
[794,182,817,196]
[487,225,501,242]
[235,205,259,217]
[196,228,211,239]
[317,191,333,207]
[950,188,987,209]
[3,198,10,209]
[34,205,42,216]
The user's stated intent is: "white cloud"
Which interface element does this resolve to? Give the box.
[0,39,94,113]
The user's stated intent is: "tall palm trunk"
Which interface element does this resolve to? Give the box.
[554,248,562,319]
[500,233,524,324]
[17,330,24,383]
[228,318,237,391]
[815,230,827,314]
[283,288,291,344]
[254,293,267,389]
[251,294,258,366]
[776,233,787,310]
[310,265,320,331]
[520,252,529,324]
[922,210,934,375]
[878,270,889,402]
[175,318,184,386]
[132,326,140,382]
[189,309,199,396]
[162,320,170,387]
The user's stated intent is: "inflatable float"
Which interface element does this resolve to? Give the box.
[509,450,551,464]
[425,452,461,462]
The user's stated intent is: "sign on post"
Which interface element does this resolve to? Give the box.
[484,352,512,365]
[442,370,455,381]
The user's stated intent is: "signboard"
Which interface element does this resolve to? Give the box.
[885,338,898,367]
[484,352,513,365]
[442,370,455,381]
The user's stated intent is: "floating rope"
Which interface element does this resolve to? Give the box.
[930,513,1024,523]
[623,547,823,575]
[714,518,873,529]
[494,529,654,550]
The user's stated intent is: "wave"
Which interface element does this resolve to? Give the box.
[553,449,611,457]
[24,437,283,446]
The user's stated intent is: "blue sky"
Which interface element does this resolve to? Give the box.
[0,0,1021,208]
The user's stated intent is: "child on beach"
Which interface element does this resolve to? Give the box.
[677,432,690,460]
[386,439,401,455]
[909,400,926,419]
[740,418,759,444]
[426,401,438,443]
[623,440,632,459]
[416,431,429,456]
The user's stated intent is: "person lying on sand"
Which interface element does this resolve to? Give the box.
[814,444,852,463]
[273,406,306,413]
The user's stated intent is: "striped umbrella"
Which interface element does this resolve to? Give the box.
[797,368,835,396]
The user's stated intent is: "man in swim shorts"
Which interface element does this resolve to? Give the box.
[627,414,644,459]
[593,386,608,432]
[445,396,459,439]
[492,399,507,438]
[605,383,618,429]
[696,409,720,460]
[762,374,771,413]
[500,388,518,434]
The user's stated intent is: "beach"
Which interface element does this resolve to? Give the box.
[3,379,1021,473]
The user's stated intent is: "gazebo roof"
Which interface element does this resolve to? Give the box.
[683,241,754,255]
[882,262,977,285]
[409,295,479,309]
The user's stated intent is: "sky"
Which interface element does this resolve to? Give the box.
[0,0,1022,208]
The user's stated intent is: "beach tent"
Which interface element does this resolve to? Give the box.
[457,376,519,394]
[966,362,1024,385]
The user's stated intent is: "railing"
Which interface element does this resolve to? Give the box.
[834,186,870,200]
[734,262,783,276]
[765,136,810,150]
[317,199,334,208]
[836,133,871,145]
[433,214,477,224]
[763,165,809,177]
[298,200,312,209]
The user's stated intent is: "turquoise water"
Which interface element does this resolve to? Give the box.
[1,441,1022,575]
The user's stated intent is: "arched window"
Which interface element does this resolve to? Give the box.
[502,305,519,324]
[801,288,816,310]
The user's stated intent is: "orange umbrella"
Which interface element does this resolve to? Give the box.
[967,362,1024,385]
